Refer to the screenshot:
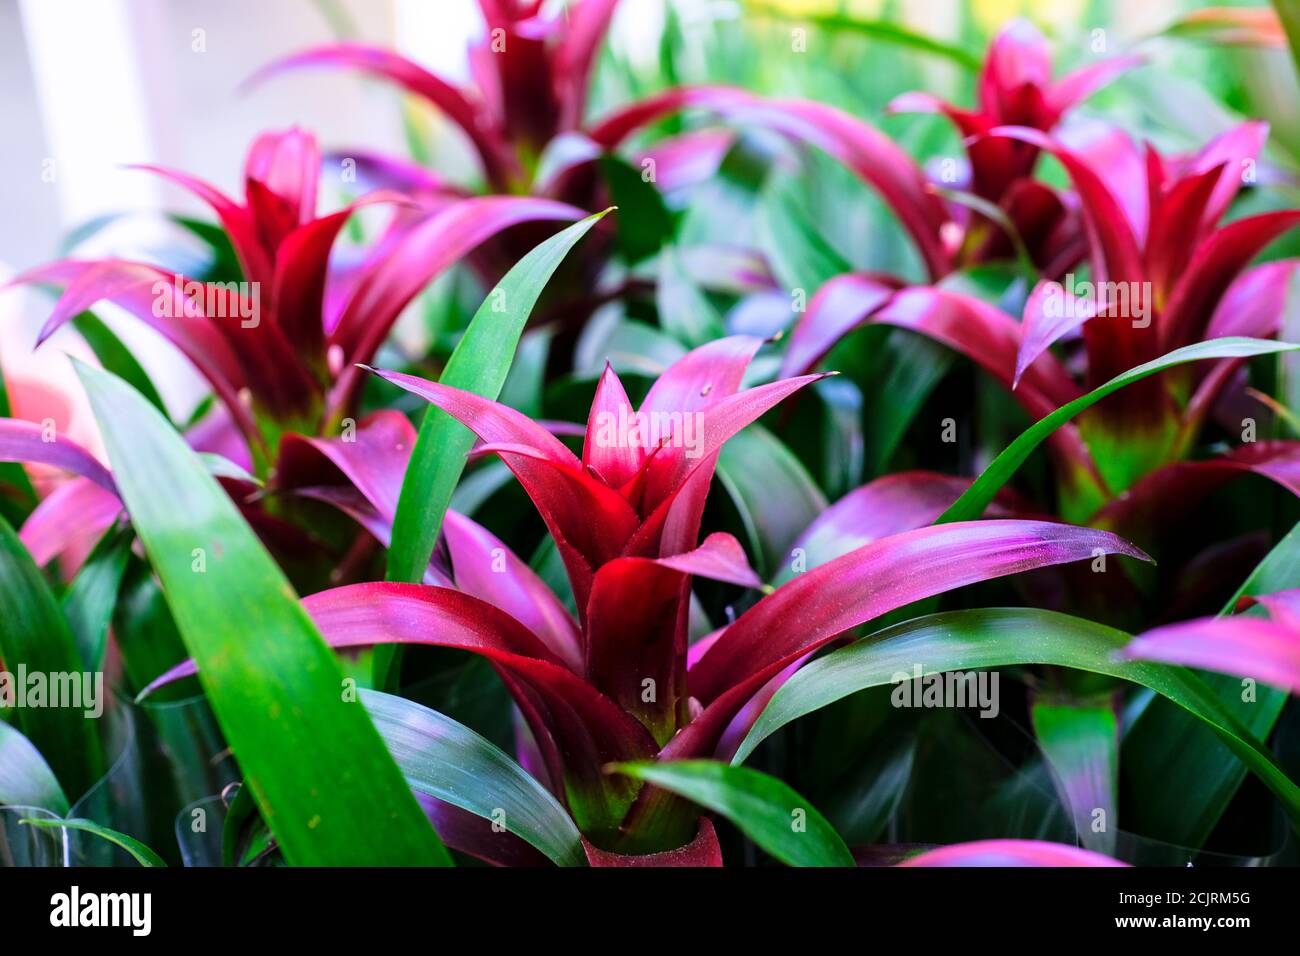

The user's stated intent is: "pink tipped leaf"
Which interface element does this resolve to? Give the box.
[989,126,1148,379]
[368,369,640,605]
[553,0,618,130]
[633,372,827,521]
[1144,164,1229,300]
[988,126,1144,286]
[327,196,583,415]
[127,164,270,284]
[978,20,1052,123]
[871,285,1081,420]
[1181,121,1271,233]
[900,839,1128,867]
[1094,441,1300,537]
[634,335,765,557]
[778,273,897,378]
[1245,589,1300,630]
[276,409,416,522]
[1160,210,1300,350]
[584,532,763,742]
[784,471,978,576]
[1205,260,1300,340]
[1119,616,1300,693]
[443,510,583,673]
[248,44,517,187]
[0,418,115,493]
[271,191,412,360]
[243,128,321,248]
[18,478,122,569]
[690,519,1149,703]
[583,364,645,488]
[588,87,953,279]
[665,521,1148,765]
[1045,55,1144,118]
[1014,278,1099,389]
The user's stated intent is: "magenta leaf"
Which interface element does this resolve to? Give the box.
[327,197,583,416]
[1160,210,1300,350]
[0,418,116,493]
[19,478,122,569]
[1119,615,1300,693]
[588,87,953,278]
[900,838,1128,867]
[249,43,518,187]
[870,285,1081,420]
[667,521,1148,766]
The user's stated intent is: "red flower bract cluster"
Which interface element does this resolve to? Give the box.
[2,3,1298,872]
[142,336,1148,855]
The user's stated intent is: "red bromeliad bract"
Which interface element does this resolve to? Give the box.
[144,335,1148,858]
[890,18,1140,273]
[6,128,583,473]
[779,118,1300,530]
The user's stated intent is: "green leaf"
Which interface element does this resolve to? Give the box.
[749,4,980,70]
[75,361,449,866]
[0,721,69,814]
[0,514,104,799]
[61,524,132,670]
[1224,518,1300,612]
[613,761,854,867]
[221,782,267,867]
[756,176,852,294]
[717,425,826,578]
[657,245,726,347]
[71,311,168,415]
[599,158,674,264]
[732,608,1300,830]
[1031,700,1118,856]
[575,318,687,379]
[386,211,610,586]
[20,817,166,867]
[1122,520,1300,848]
[835,327,952,477]
[1276,0,1300,79]
[112,559,191,699]
[498,327,554,418]
[196,452,261,486]
[363,689,585,867]
[816,719,916,844]
[1122,676,1286,848]
[939,338,1300,523]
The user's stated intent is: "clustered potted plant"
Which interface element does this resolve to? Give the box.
[1,0,1299,871]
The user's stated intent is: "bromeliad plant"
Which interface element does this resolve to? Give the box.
[3,4,1300,872]
[256,0,624,195]
[766,19,1300,540]
[888,18,1140,274]
[141,333,1154,858]
[781,119,1300,532]
[3,127,589,583]
[10,127,583,467]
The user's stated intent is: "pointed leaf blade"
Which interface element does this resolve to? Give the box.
[75,362,450,866]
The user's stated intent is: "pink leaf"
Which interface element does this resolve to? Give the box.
[900,839,1128,867]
